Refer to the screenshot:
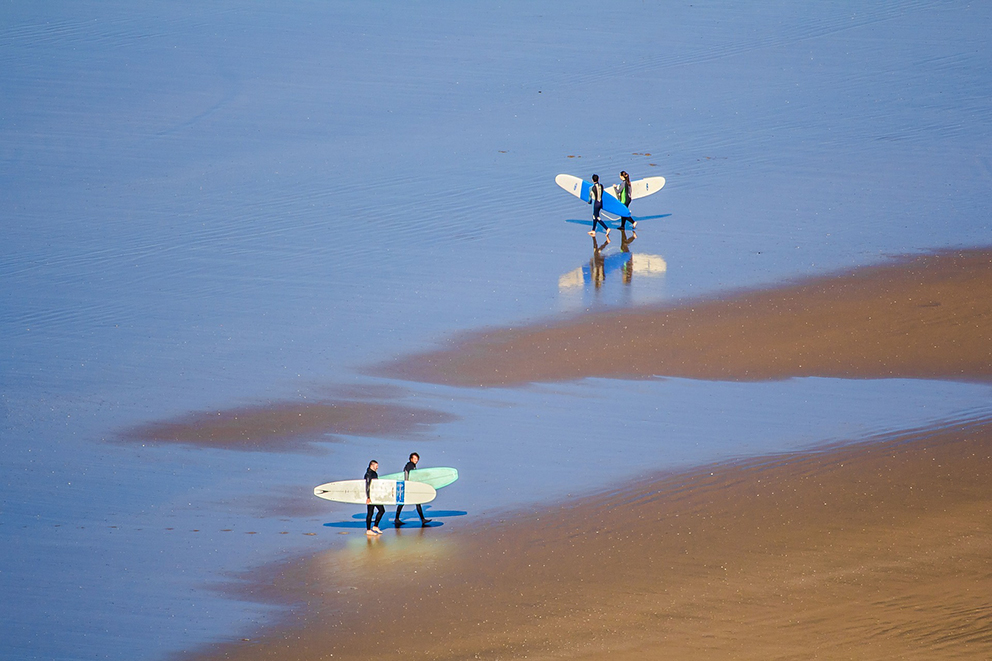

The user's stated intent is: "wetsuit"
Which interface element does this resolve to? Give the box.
[589,181,608,233]
[395,461,430,524]
[617,178,633,230]
[365,467,385,530]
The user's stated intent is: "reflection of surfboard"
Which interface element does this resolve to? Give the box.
[605,176,666,201]
[558,253,668,289]
[555,174,631,217]
[380,467,459,489]
[314,479,436,505]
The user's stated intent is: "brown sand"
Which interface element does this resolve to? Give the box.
[182,247,992,660]
[125,399,456,452]
[194,417,992,660]
[379,248,992,386]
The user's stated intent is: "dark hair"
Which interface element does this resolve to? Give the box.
[368,459,378,468]
[410,452,419,460]
[620,171,628,178]
[591,174,599,182]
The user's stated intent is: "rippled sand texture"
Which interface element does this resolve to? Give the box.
[193,416,992,660]
[381,248,992,386]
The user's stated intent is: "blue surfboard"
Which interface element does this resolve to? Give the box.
[556,174,631,217]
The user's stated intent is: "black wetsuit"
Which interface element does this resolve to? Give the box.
[617,179,633,230]
[589,182,608,233]
[395,461,429,523]
[365,467,384,530]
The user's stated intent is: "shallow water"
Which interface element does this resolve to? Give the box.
[2,1,992,659]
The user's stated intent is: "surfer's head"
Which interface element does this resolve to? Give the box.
[592,174,599,182]
[369,460,378,470]
[620,170,629,180]
[409,452,420,462]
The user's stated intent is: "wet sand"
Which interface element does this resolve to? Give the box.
[193,416,992,660]
[186,247,992,661]
[379,248,992,386]
[125,399,456,452]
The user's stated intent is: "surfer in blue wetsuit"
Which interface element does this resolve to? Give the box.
[394,452,433,527]
[615,171,636,231]
[365,460,384,535]
[588,174,610,237]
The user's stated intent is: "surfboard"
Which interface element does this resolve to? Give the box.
[605,176,666,202]
[313,479,436,506]
[630,176,666,200]
[379,467,459,489]
[555,174,631,217]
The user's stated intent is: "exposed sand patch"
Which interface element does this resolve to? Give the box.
[124,400,456,452]
[378,248,992,386]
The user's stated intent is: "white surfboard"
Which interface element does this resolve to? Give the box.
[607,176,666,201]
[313,479,436,506]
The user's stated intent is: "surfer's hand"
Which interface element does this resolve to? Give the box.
[366,498,371,504]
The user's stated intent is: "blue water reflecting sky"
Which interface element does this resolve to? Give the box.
[2,1,991,659]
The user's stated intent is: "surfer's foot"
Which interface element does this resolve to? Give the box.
[632,221,637,229]
[605,228,610,236]
[588,230,596,236]
[366,529,375,535]
[394,519,406,527]
[372,526,382,534]
[420,519,433,526]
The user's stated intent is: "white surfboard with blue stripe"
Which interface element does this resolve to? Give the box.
[313,479,436,505]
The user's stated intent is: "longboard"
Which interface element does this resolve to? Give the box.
[624,176,666,200]
[379,467,459,490]
[555,174,631,217]
[313,479,436,505]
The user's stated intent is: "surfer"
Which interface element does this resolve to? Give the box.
[615,171,636,231]
[394,452,433,527]
[587,174,610,237]
[365,460,385,535]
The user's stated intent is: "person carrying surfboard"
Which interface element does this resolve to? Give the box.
[587,174,610,237]
[394,452,433,527]
[365,460,385,535]
[615,171,636,231]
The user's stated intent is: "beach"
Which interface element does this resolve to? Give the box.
[3,2,992,659]
[382,248,992,386]
[191,250,992,660]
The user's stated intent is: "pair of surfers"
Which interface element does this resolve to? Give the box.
[588,170,636,236]
[363,452,433,535]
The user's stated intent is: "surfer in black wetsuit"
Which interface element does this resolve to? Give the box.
[588,174,610,237]
[365,460,384,535]
[615,171,636,231]
[394,452,433,527]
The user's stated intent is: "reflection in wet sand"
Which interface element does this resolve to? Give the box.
[559,234,667,290]
[124,400,456,452]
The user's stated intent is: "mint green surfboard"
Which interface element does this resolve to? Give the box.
[379,467,459,489]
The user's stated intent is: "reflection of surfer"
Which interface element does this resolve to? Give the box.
[615,171,636,231]
[591,234,608,288]
[395,452,433,527]
[620,228,636,284]
[365,460,384,535]
[587,174,610,237]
